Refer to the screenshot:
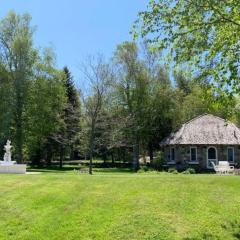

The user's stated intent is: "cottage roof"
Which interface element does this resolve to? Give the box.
[160,114,240,145]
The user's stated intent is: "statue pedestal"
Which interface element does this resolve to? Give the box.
[0,164,26,174]
[0,161,16,165]
[0,140,26,174]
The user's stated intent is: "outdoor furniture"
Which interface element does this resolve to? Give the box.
[211,161,234,175]
[234,169,240,175]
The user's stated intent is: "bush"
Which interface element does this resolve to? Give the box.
[182,168,196,174]
[137,168,145,173]
[168,168,178,174]
[142,166,149,172]
[188,168,196,174]
[152,151,164,170]
[137,167,160,174]
[137,166,149,173]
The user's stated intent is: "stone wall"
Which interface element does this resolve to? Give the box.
[163,145,240,170]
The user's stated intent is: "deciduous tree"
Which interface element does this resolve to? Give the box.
[133,0,240,95]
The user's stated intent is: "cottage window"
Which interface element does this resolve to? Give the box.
[190,147,197,162]
[207,147,218,169]
[227,147,234,163]
[208,147,216,160]
[170,147,175,162]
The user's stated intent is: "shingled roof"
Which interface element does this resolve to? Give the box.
[160,114,240,145]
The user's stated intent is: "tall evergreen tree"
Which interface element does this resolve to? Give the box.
[63,66,81,160]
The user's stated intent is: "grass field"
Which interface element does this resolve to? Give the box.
[0,170,240,240]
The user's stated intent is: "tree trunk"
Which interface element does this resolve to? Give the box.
[59,146,64,169]
[14,71,26,164]
[123,149,126,163]
[148,143,154,161]
[103,153,107,166]
[89,131,94,175]
[132,135,140,171]
[70,144,74,160]
[46,145,53,166]
[15,120,23,163]
[15,99,23,163]
[111,152,115,164]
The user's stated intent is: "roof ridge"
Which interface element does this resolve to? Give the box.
[160,114,240,146]
[184,113,208,125]
[230,122,240,139]
[184,113,227,125]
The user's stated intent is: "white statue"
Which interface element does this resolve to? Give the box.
[0,140,15,166]
[0,139,26,173]
[4,140,12,162]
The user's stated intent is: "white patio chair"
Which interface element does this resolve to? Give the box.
[211,161,234,175]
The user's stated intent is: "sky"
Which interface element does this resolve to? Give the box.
[0,0,149,86]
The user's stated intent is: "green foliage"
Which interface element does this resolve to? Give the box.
[182,168,196,174]
[168,167,178,174]
[137,168,146,173]
[134,0,240,95]
[24,66,67,161]
[0,11,37,162]
[113,41,176,170]
[152,151,164,169]
[0,12,74,164]
[142,165,149,172]
[0,10,239,169]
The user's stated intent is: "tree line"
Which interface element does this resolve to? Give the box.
[0,11,239,172]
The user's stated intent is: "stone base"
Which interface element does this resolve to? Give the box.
[0,164,26,174]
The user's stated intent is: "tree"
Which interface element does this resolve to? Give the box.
[133,0,240,95]
[24,49,67,166]
[174,70,192,96]
[172,70,237,127]
[140,42,175,160]
[0,12,37,163]
[81,55,113,174]
[0,64,13,156]
[62,67,81,163]
[114,42,149,170]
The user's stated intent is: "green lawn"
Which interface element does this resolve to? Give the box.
[0,171,240,240]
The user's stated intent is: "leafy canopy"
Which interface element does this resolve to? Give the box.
[133,0,240,94]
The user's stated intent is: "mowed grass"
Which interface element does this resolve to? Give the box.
[0,171,240,240]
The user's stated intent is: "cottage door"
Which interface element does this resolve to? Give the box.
[207,147,218,168]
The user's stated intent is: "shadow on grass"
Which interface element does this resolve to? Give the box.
[221,220,240,239]
[27,165,78,173]
[183,220,240,240]
[94,168,133,174]
[27,166,133,174]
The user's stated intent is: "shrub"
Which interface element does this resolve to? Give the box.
[182,168,196,174]
[142,166,149,172]
[168,168,178,174]
[137,167,160,174]
[188,168,196,174]
[152,151,164,170]
[137,166,149,173]
[137,168,145,173]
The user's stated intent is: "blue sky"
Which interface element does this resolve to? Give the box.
[0,0,149,86]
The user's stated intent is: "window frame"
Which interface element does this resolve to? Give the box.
[227,147,234,163]
[207,146,218,169]
[190,147,197,162]
[168,147,175,163]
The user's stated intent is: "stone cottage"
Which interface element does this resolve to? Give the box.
[160,114,240,170]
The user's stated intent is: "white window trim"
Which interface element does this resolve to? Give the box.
[167,147,176,164]
[189,147,198,163]
[227,147,234,163]
[207,146,218,169]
